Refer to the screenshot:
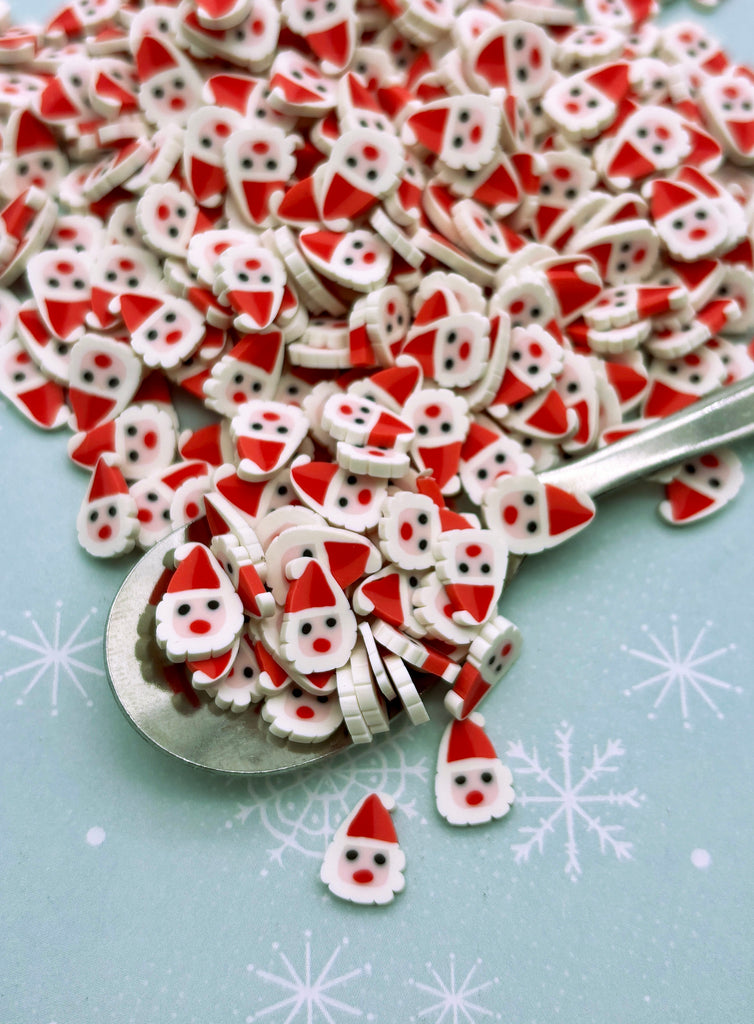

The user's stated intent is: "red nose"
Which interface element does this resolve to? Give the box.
[296,706,315,719]
[98,525,112,540]
[189,619,211,634]
[312,637,331,653]
[352,869,374,885]
[465,790,484,806]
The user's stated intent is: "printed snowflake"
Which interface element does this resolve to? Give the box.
[408,955,501,1024]
[622,616,742,729]
[227,725,428,866]
[507,722,642,881]
[246,931,374,1024]
[0,601,103,715]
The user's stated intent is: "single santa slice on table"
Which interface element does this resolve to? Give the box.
[75,454,140,558]
[320,792,406,905]
[435,714,514,827]
[658,448,744,526]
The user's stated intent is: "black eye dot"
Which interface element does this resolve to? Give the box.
[178,603,190,615]
[458,563,469,573]
[301,622,312,635]
[338,496,348,507]
[345,849,358,861]
[105,271,117,281]
[418,424,429,435]
[689,374,701,384]
[107,377,120,388]
[481,771,493,783]
[317,695,329,703]
[673,220,684,230]
[709,477,720,488]
[373,852,386,866]
[418,539,428,551]
[147,330,158,341]
[207,599,220,610]
[481,563,491,574]
[452,136,463,148]
[165,312,176,323]
[523,493,536,506]
[302,548,313,558]
[346,475,358,485]
[326,617,337,628]
[408,576,418,588]
[243,666,254,679]
[127,276,139,288]
[637,127,648,139]
[477,468,488,480]
[526,521,538,533]
[454,775,467,785]
[417,513,429,525]
[440,422,451,433]
[89,510,98,522]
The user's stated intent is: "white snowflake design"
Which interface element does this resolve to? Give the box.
[622,616,742,729]
[246,931,374,1024]
[507,722,642,881]
[227,726,428,866]
[408,955,501,1024]
[0,601,104,715]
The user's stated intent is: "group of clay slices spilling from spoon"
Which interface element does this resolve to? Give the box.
[0,0,752,742]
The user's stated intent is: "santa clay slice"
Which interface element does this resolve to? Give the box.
[320,792,406,905]
[483,473,596,555]
[435,714,514,826]
[155,541,244,663]
[75,454,140,558]
[279,559,357,674]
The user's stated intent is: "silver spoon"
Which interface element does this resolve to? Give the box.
[105,376,754,775]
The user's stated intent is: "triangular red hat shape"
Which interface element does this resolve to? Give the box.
[368,362,421,408]
[285,560,337,613]
[229,332,282,374]
[38,78,79,120]
[607,139,656,182]
[161,460,210,491]
[413,290,451,326]
[346,793,398,843]
[87,456,129,502]
[438,507,473,532]
[14,109,58,155]
[343,72,382,114]
[180,423,225,466]
[445,582,495,624]
[227,288,275,328]
[586,62,630,102]
[43,298,90,342]
[320,172,375,223]
[45,6,84,38]
[307,21,351,69]
[664,479,716,522]
[186,645,236,684]
[277,175,321,224]
[206,73,257,115]
[603,360,647,404]
[120,293,163,331]
[493,366,535,407]
[544,484,594,536]
[474,33,509,90]
[650,180,697,221]
[235,435,285,472]
[406,106,449,154]
[416,441,462,490]
[188,156,226,205]
[241,178,286,224]
[525,388,571,436]
[461,421,499,462]
[136,36,180,81]
[290,460,338,506]
[357,571,404,627]
[168,544,221,593]
[69,420,116,467]
[446,716,497,762]
[299,230,342,264]
[726,118,754,155]
[473,161,521,207]
[68,388,117,432]
[214,471,265,518]
[17,381,67,428]
[323,540,371,589]
[133,370,173,408]
[643,380,695,418]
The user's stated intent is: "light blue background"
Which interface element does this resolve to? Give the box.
[1,2,753,1022]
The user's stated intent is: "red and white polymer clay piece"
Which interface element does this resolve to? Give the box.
[0,0,751,896]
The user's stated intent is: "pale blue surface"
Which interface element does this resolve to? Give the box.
[1,3,753,1023]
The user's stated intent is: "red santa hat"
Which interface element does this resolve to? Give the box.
[544,483,595,536]
[363,359,422,411]
[662,478,716,522]
[445,715,498,762]
[473,33,509,91]
[649,180,699,222]
[276,175,321,224]
[120,293,163,331]
[585,62,630,103]
[405,105,450,155]
[68,419,117,468]
[345,793,398,844]
[412,289,452,326]
[285,560,338,613]
[168,543,221,593]
[16,380,68,429]
[135,36,181,82]
[461,421,502,463]
[227,332,283,375]
[606,139,657,184]
[87,455,129,502]
[298,229,343,265]
[290,459,339,506]
[306,20,352,71]
[204,73,257,115]
[13,110,59,156]
[235,434,286,473]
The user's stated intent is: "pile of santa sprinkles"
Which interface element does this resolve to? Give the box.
[2,0,754,767]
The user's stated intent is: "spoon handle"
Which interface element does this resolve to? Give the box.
[538,377,754,499]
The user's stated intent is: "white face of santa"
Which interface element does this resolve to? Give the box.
[155,574,244,662]
[320,836,405,905]
[435,758,514,826]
